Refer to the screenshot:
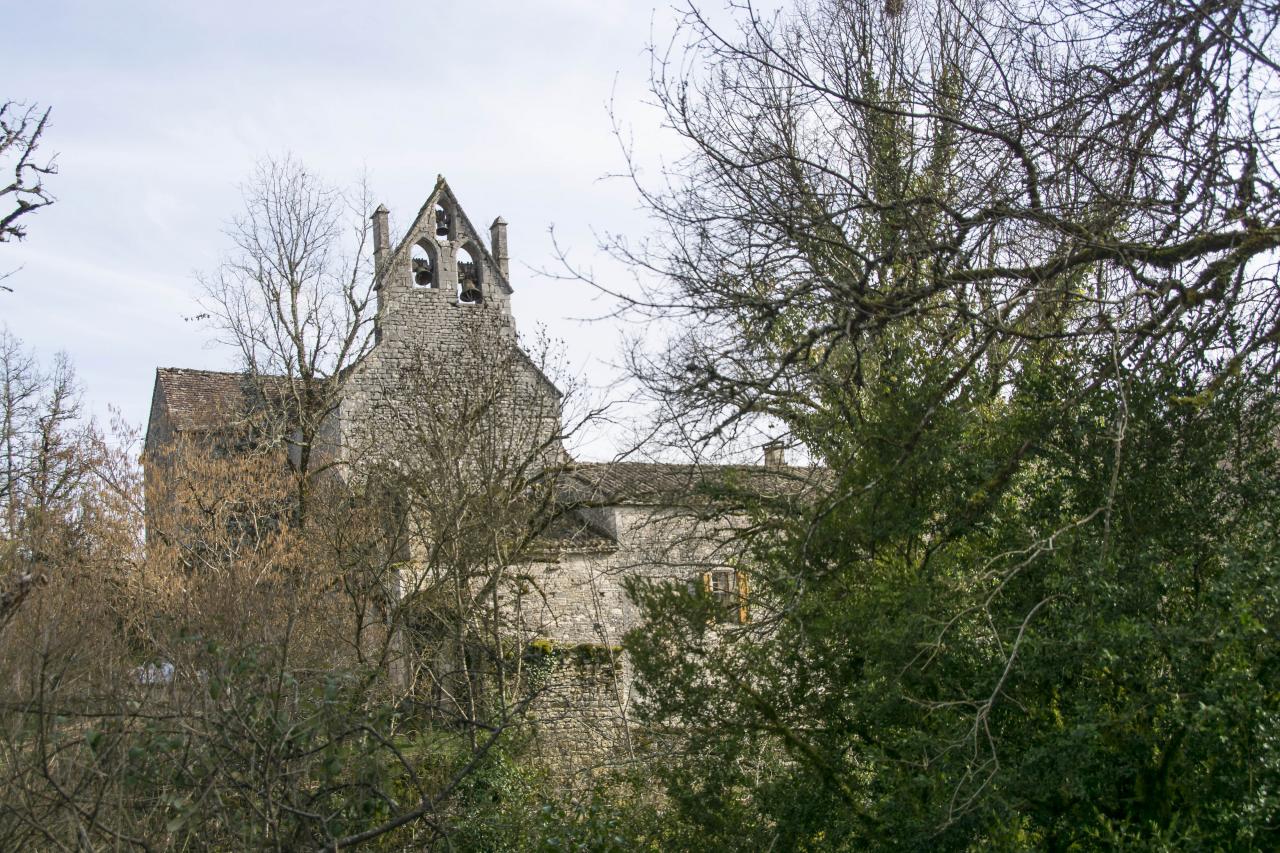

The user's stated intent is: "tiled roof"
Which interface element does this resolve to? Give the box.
[563,461,829,505]
[152,344,557,436]
[150,370,825,510]
[153,368,265,433]
[531,511,618,555]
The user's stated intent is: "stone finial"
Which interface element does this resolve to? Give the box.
[763,439,785,467]
[490,216,509,280]
[371,205,391,282]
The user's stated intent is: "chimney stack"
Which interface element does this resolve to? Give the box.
[490,216,509,279]
[763,439,785,468]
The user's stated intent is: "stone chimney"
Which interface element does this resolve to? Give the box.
[763,439,785,468]
[490,216,509,279]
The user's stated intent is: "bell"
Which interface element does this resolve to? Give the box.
[459,287,482,304]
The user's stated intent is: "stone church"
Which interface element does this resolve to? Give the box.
[143,178,817,772]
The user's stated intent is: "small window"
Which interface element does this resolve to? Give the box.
[410,241,436,288]
[703,567,748,624]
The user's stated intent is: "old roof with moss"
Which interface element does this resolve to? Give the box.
[149,368,267,433]
[563,461,828,506]
[147,371,827,510]
[529,510,619,556]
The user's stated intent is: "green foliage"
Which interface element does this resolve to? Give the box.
[626,344,1280,850]
[449,760,672,853]
[617,0,1280,842]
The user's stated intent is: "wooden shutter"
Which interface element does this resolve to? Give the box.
[702,571,714,625]
[737,569,749,624]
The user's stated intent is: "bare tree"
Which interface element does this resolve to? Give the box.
[0,329,93,630]
[311,330,616,849]
[198,155,377,522]
[0,324,616,850]
[0,101,55,247]
[600,0,1280,447]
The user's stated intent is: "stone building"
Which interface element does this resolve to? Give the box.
[144,178,819,775]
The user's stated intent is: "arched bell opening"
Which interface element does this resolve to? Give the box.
[456,244,482,304]
[433,203,453,243]
[410,240,437,288]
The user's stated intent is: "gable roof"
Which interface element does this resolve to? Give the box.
[147,341,558,447]
[144,367,310,462]
[150,368,262,433]
[530,510,618,556]
[563,461,829,506]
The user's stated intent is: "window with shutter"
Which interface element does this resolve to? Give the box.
[704,567,748,624]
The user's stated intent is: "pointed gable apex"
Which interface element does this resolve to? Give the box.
[391,176,513,295]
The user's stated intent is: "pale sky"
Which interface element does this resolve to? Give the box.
[4,0,690,457]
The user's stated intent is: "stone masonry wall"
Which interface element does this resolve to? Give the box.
[324,181,742,780]
[511,505,744,778]
[336,182,560,481]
